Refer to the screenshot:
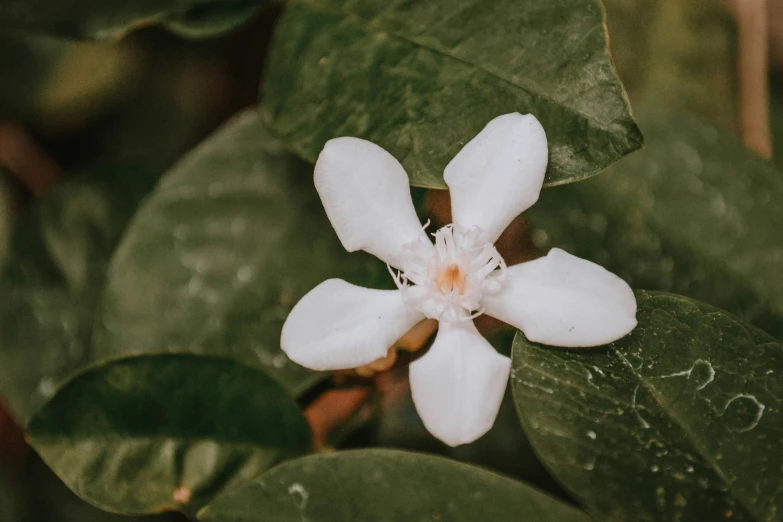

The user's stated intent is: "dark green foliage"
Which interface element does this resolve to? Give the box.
[92,110,391,397]
[28,354,310,517]
[512,291,783,521]
[263,0,643,188]
[528,110,783,338]
[199,449,591,522]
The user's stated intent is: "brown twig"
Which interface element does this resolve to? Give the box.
[304,387,371,448]
[733,0,773,158]
[0,123,62,195]
[771,0,783,68]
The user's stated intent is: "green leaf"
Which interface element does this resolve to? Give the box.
[27,353,310,517]
[92,109,391,397]
[198,449,591,522]
[1,443,172,522]
[527,109,783,338]
[160,0,265,39]
[262,0,643,189]
[0,164,159,424]
[0,0,266,40]
[511,291,783,522]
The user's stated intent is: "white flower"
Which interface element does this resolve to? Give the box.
[281,113,637,447]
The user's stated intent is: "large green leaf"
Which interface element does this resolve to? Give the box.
[0,164,159,424]
[92,109,391,397]
[527,109,783,338]
[0,0,266,40]
[27,354,310,517]
[262,0,644,189]
[0,451,176,522]
[511,291,783,522]
[198,449,591,522]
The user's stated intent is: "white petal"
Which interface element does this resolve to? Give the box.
[483,248,637,347]
[444,113,548,244]
[281,279,424,371]
[409,320,510,447]
[315,137,430,269]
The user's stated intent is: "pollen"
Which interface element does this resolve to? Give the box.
[436,264,466,294]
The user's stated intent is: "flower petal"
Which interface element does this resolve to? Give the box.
[315,137,430,268]
[281,279,425,371]
[483,248,637,347]
[409,320,510,447]
[444,113,548,244]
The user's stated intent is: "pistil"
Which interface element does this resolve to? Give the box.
[436,264,466,294]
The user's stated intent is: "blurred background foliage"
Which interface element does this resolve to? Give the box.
[0,0,781,520]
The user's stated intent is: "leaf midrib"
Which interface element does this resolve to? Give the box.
[611,348,759,521]
[294,0,625,134]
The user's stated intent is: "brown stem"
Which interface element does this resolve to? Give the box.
[771,0,783,68]
[0,123,62,195]
[304,387,371,448]
[733,0,773,158]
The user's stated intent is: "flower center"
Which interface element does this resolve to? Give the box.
[391,224,506,322]
[436,264,466,295]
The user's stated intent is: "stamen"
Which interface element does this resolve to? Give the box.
[387,263,407,289]
[461,307,486,321]
[394,223,506,323]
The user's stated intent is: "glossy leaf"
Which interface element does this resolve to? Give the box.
[0,164,159,424]
[262,0,644,189]
[0,446,175,522]
[511,291,783,522]
[527,109,783,338]
[92,109,391,397]
[0,0,266,40]
[27,354,310,517]
[199,449,591,522]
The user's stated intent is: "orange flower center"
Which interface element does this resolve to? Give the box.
[436,264,466,294]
